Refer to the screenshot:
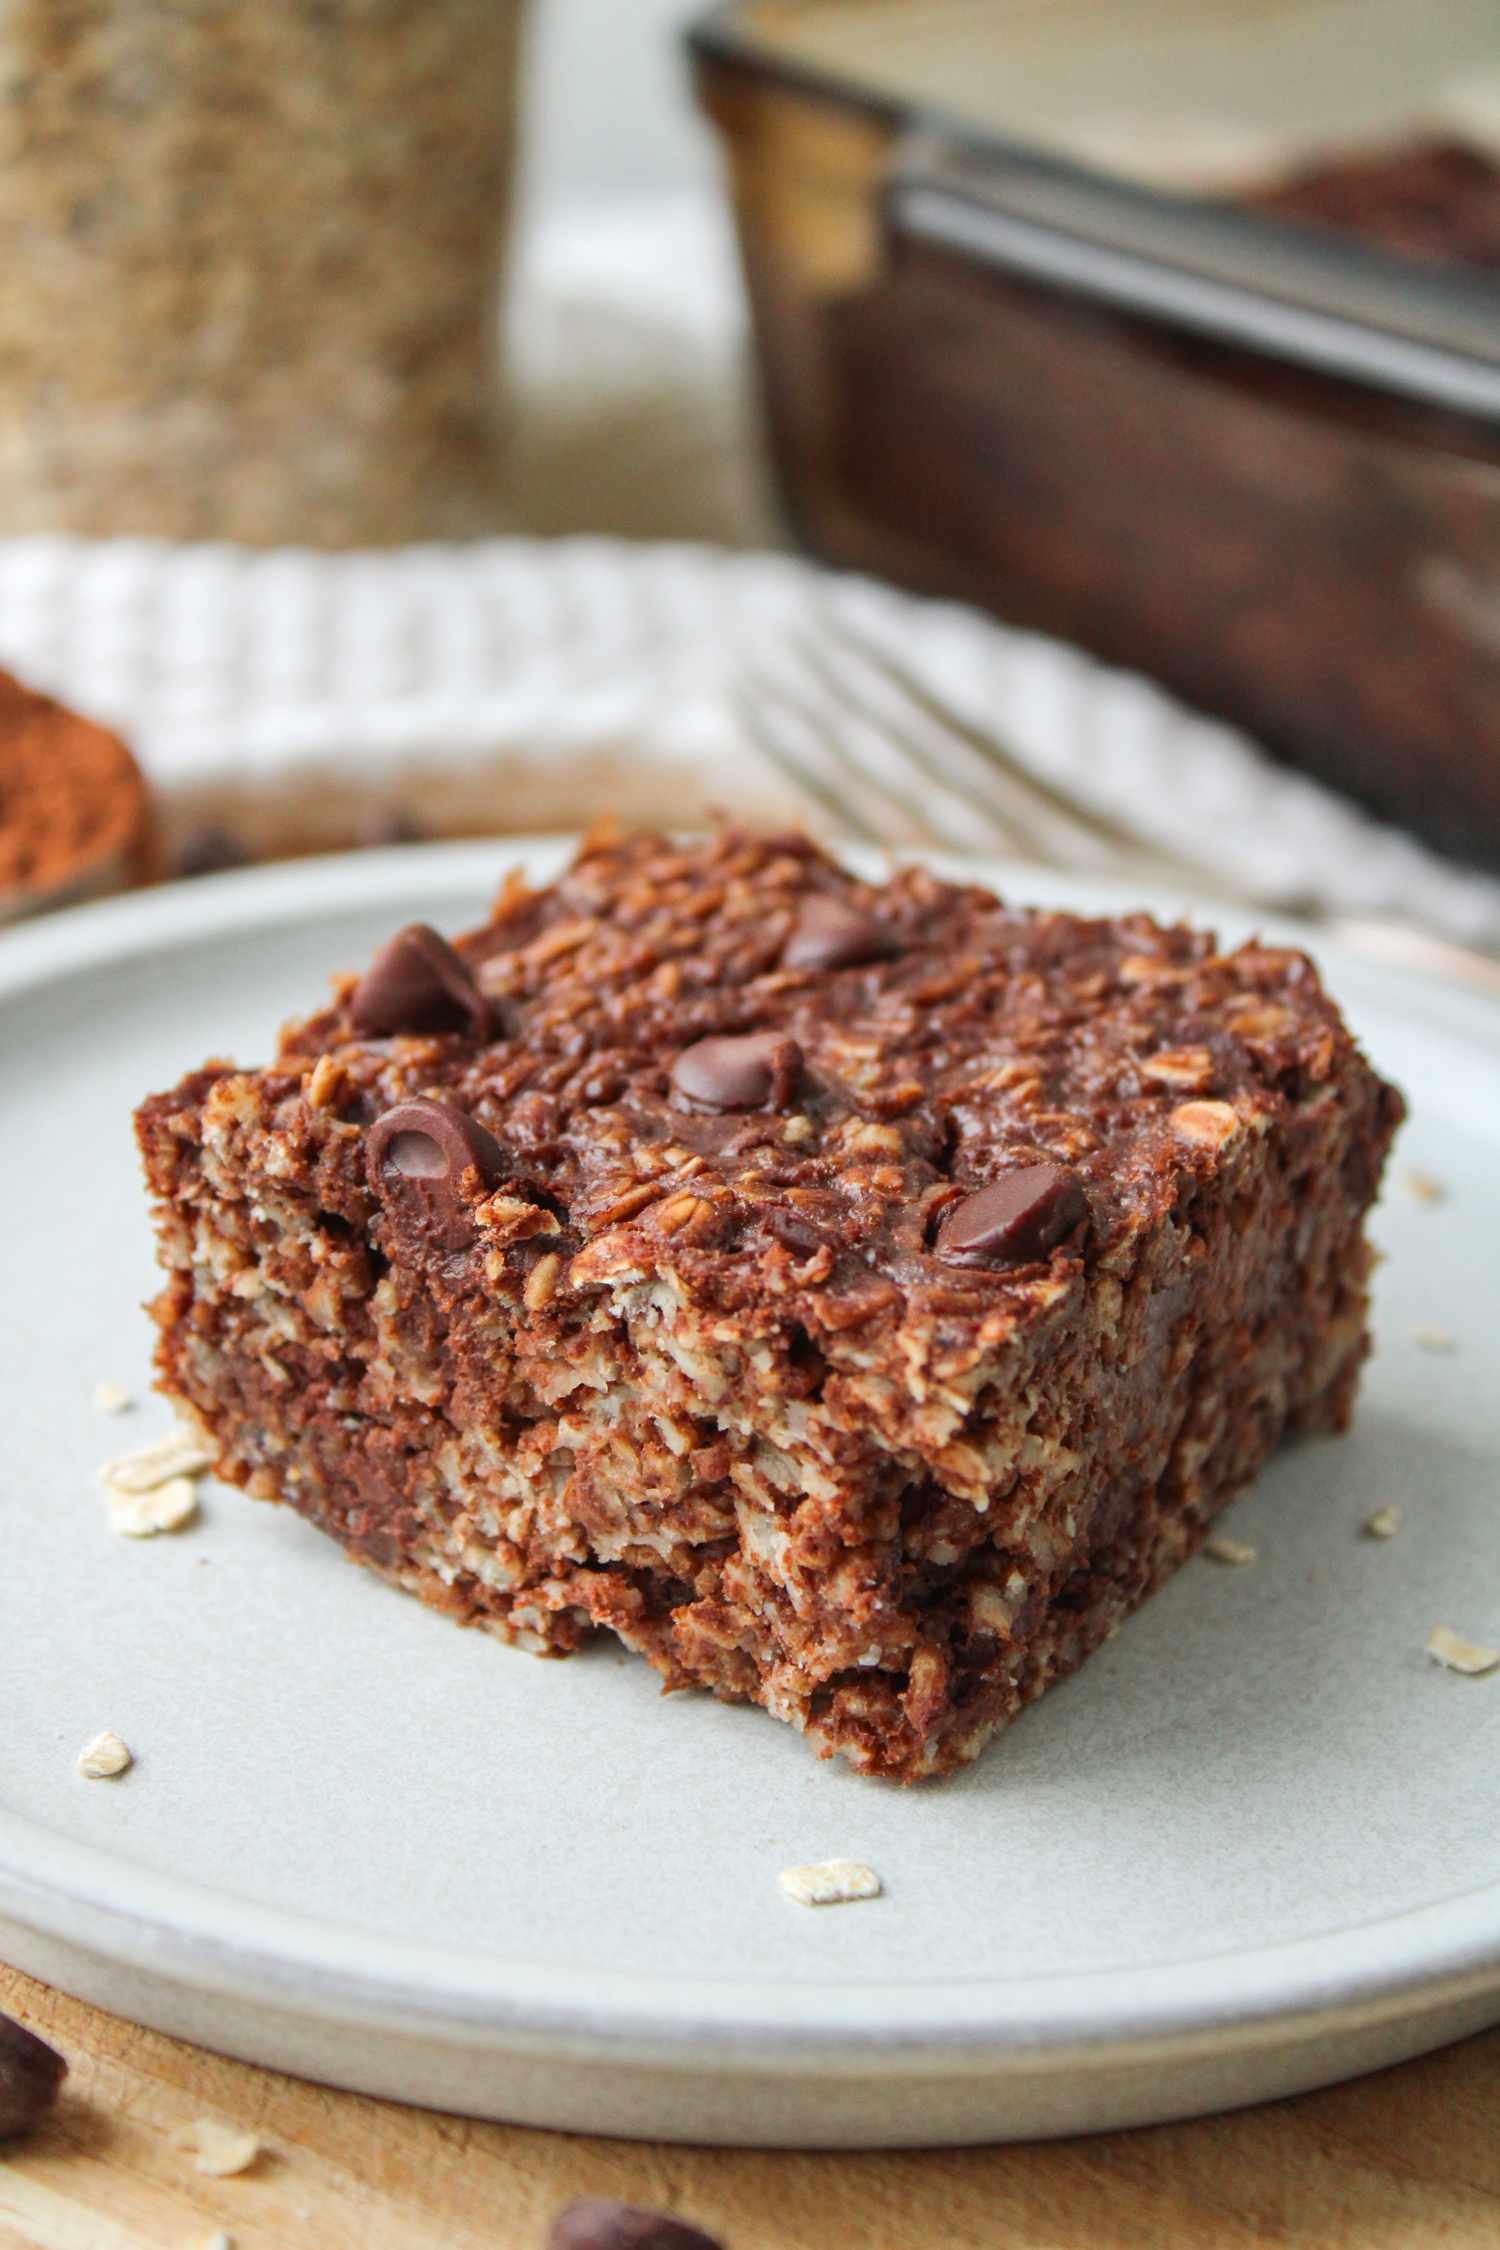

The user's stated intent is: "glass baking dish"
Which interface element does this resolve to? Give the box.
[690,0,1500,870]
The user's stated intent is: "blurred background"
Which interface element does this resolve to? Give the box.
[501,0,777,547]
[6,0,1500,973]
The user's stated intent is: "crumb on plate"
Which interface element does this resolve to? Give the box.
[1426,1627,1499,1676]
[778,1860,883,1906]
[99,1425,211,1496]
[75,1732,132,1779]
[107,1476,199,1538]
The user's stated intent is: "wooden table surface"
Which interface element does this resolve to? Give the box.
[3,1967,1500,2249]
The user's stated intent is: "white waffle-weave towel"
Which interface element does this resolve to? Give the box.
[0,532,1497,949]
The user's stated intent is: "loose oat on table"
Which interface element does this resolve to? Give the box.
[1205,1536,1257,1567]
[1425,1628,1500,1676]
[1411,1324,1457,1353]
[75,1733,131,1779]
[174,2121,262,2179]
[135,828,1403,1781]
[1400,1169,1447,1203]
[779,1861,883,1907]
[99,1425,212,1495]
[107,1475,198,1538]
[1365,1506,1402,1540]
[91,1382,133,1414]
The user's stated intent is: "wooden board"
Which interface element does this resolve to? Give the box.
[4,1967,1500,2248]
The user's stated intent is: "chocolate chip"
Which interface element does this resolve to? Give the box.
[935,1164,1088,1268]
[0,2012,66,2138]
[548,2199,725,2250]
[349,923,495,1040]
[783,893,902,973]
[366,1098,505,1254]
[670,1032,803,1112]
[762,1206,827,1255]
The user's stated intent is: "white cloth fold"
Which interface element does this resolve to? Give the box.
[0,530,1497,950]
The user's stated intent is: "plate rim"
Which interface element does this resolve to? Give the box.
[6,1802,1500,2067]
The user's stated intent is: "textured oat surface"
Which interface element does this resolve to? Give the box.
[137,831,1403,1779]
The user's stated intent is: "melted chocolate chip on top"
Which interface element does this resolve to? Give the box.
[671,1032,804,1113]
[367,1097,505,1254]
[936,1165,1088,1269]
[783,892,901,973]
[350,923,494,1040]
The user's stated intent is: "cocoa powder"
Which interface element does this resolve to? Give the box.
[0,669,150,905]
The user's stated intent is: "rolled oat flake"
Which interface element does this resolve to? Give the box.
[76,1731,132,1779]
[779,1859,883,1906]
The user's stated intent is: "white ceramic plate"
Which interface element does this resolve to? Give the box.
[3,841,1499,2149]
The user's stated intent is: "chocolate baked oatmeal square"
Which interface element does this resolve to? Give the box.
[136,830,1402,1779]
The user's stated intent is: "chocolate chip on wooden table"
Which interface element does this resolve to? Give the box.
[366,1097,505,1254]
[548,2199,726,2250]
[348,922,495,1039]
[671,1032,803,1112]
[935,1164,1089,1268]
[0,2010,67,2138]
[782,892,902,972]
